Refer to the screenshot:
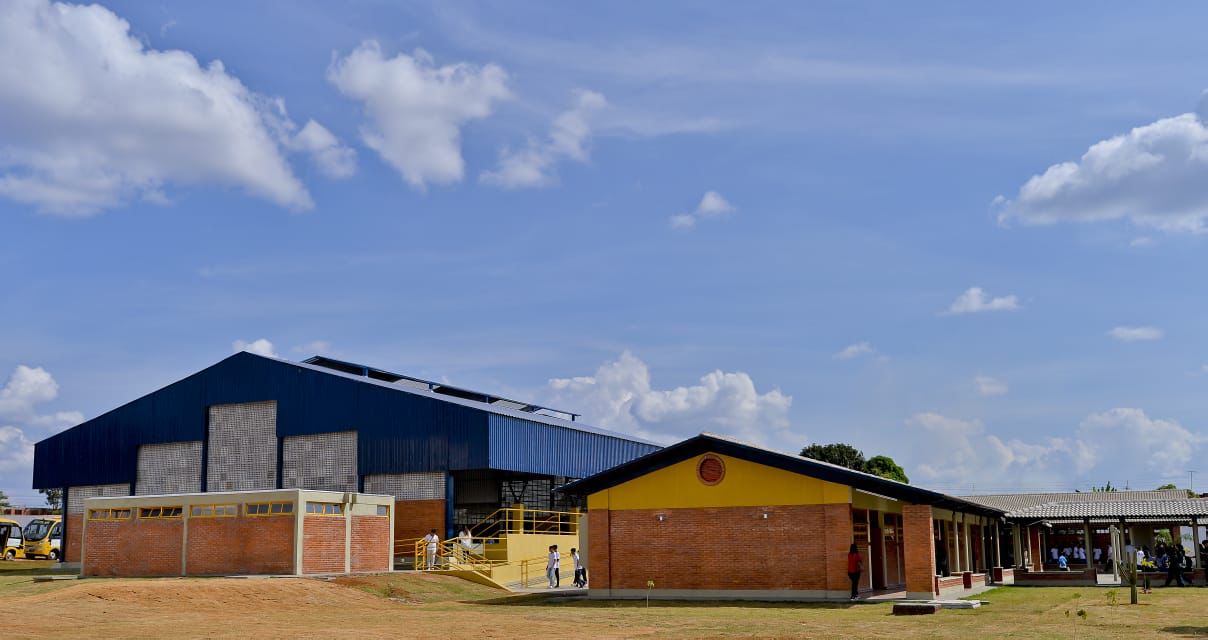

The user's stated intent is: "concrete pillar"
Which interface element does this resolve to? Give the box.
[1193,522,1202,570]
[1013,523,1023,568]
[903,504,937,600]
[993,521,1002,567]
[1083,519,1094,576]
[951,513,961,573]
[962,517,973,573]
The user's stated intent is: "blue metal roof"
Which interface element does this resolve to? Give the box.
[32,352,660,490]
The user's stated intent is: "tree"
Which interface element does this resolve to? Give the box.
[866,455,909,484]
[800,443,867,471]
[0,490,8,509]
[39,488,62,512]
[1157,483,1177,490]
[1092,482,1117,492]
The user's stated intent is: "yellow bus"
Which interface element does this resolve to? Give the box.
[0,519,23,560]
[22,517,62,561]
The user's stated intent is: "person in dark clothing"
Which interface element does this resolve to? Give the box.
[847,543,863,601]
[1200,540,1208,587]
[1164,545,1187,587]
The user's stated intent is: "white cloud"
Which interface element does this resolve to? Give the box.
[1076,408,1201,477]
[834,342,877,361]
[481,89,607,188]
[232,338,278,358]
[997,94,1208,233]
[292,340,332,355]
[0,0,324,214]
[904,408,1202,489]
[669,190,737,230]
[0,365,81,501]
[905,412,1089,487]
[974,375,1008,397]
[544,351,794,445]
[668,213,696,229]
[289,120,357,179]
[945,287,1020,314]
[1108,325,1163,342]
[328,41,511,189]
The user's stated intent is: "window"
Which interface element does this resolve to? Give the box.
[376,505,389,517]
[305,502,343,516]
[88,508,131,521]
[139,506,183,519]
[696,455,726,486]
[190,504,237,518]
[245,501,294,516]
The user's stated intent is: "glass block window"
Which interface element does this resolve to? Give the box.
[66,484,130,514]
[282,431,357,492]
[363,472,446,500]
[206,401,277,492]
[136,441,202,495]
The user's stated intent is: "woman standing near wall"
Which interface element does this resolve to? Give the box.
[847,543,863,601]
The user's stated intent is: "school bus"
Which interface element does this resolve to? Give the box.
[22,517,62,561]
[0,519,23,560]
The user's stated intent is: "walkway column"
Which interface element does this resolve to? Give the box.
[1013,523,1023,568]
[951,513,961,573]
[1083,519,1094,576]
[1193,521,1202,570]
[903,505,937,600]
[993,521,1002,567]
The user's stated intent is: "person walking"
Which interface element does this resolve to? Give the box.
[1164,544,1187,587]
[570,547,586,588]
[422,528,440,570]
[546,545,561,588]
[847,543,863,601]
[1200,540,1208,587]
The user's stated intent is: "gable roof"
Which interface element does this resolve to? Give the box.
[960,489,1191,513]
[559,432,1005,517]
[1005,498,1208,523]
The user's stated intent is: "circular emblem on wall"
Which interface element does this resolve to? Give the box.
[697,454,725,485]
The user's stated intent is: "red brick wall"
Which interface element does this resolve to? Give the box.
[393,499,445,543]
[1028,526,1043,571]
[186,514,295,575]
[302,515,346,574]
[83,518,183,577]
[902,505,936,596]
[351,515,390,573]
[65,514,82,563]
[595,504,852,592]
[587,509,611,589]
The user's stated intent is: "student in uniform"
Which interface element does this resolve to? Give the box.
[570,547,586,588]
[422,529,440,570]
[546,544,561,588]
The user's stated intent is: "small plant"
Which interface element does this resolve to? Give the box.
[1065,608,1089,639]
[1105,590,1117,608]
[646,580,655,608]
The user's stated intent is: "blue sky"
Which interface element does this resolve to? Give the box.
[4,0,1208,503]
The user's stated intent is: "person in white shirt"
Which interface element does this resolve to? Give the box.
[1050,547,1059,562]
[1094,548,1101,562]
[423,529,440,570]
[570,547,586,588]
[546,544,561,588]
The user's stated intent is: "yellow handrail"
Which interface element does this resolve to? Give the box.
[470,507,582,537]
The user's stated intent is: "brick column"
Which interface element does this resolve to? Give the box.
[1028,525,1043,571]
[586,509,611,593]
[903,505,937,599]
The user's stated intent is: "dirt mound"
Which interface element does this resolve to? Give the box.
[21,576,393,610]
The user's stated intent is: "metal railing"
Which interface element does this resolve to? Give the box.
[470,507,581,538]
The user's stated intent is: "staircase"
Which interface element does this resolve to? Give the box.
[396,507,582,590]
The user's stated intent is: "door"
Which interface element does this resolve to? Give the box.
[870,511,886,590]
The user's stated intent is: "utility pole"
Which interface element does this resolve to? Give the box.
[1189,470,1196,495]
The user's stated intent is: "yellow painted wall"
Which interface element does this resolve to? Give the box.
[587,453,852,511]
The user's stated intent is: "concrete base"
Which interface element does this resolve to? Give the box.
[590,588,852,601]
[893,603,939,615]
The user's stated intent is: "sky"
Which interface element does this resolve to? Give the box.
[5,0,1208,504]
